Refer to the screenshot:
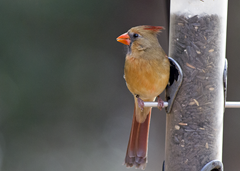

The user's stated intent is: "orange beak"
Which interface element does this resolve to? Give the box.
[116,32,131,45]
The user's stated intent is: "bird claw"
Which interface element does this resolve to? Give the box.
[137,96,144,111]
[157,96,164,110]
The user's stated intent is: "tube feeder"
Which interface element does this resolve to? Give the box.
[164,0,228,170]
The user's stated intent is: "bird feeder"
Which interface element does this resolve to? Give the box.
[143,0,240,170]
[165,0,228,170]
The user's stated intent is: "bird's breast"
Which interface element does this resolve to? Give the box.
[124,56,169,100]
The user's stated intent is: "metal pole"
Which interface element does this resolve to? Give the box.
[144,101,240,108]
[164,0,228,170]
[225,101,240,108]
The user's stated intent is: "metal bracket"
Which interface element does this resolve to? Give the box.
[223,58,228,110]
[165,57,183,113]
[201,160,224,171]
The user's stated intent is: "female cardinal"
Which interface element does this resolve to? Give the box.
[116,25,170,169]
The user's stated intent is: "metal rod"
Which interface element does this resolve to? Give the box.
[144,101,240,108]
[144,102,169,108]
[225,101,240,108]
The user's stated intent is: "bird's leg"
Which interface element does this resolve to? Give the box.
[136,95,144,111]
[157,96,164,110]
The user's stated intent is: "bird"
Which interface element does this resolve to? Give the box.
[116,25,170,169]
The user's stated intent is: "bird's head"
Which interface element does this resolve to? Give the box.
[116,25,164,53]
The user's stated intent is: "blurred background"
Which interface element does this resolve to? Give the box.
[0,0,239,170]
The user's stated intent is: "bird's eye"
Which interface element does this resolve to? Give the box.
[133,33,139,38]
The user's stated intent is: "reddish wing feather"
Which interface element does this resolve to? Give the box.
[143,26,165,32]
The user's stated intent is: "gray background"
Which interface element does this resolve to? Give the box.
[0,0,239,171]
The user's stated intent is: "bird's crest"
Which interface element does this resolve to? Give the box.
[143,26,165,33]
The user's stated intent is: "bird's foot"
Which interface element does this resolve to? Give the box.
[136,95,144,112]
[157,96,164,110]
